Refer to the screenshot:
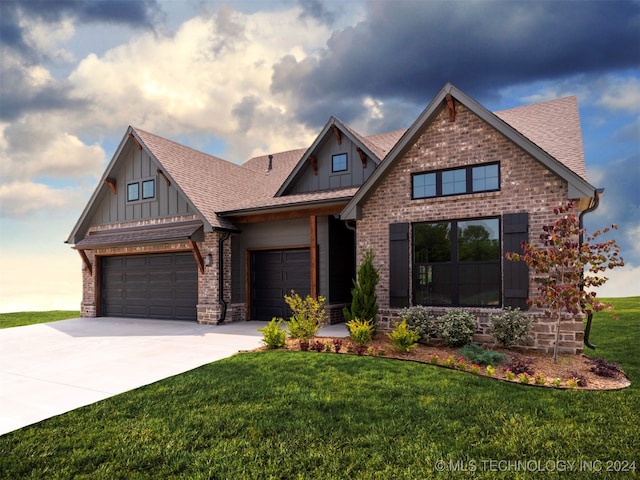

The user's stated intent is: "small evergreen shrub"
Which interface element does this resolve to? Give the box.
[285,291,328,340]
[438,309,476,347]
[387,319,420,353]
[257,318,286,349]
[458,343,507,366]
[399,306,437,343]
[343,249,380,330]
[489,307,532,348]
[346,318,374,346]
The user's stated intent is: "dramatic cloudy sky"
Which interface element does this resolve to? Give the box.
[0,0,638,312]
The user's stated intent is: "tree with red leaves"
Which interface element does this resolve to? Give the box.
[506,202,624,363]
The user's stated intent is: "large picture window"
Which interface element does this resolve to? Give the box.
[412,163,500,199]
[413,217,501,306]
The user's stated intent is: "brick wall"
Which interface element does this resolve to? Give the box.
[357,103,584,354]
[77,217,235,325]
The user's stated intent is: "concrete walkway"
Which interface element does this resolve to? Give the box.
[0,317,348,435]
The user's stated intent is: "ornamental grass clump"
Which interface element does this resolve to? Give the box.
[438,309,476,347]
[387,319,420,353]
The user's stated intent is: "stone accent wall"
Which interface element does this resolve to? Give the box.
[357,103,584,354]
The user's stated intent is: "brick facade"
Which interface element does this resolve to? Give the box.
[357,104,584,354]
[78,217,233,325]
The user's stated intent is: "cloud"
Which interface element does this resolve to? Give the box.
[0,181,84,217]
[63,7,333,160]
[270,0,640,129]
[597,76,640,112]
[297,0,336,25]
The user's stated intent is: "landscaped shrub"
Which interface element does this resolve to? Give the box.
[343,249,380,330]
[257,318,286,349]
[489,307,532,348]
[387,319,420,353]
[588,357,623,378]
[399,305,437,343]
[438,309,476,347]
[505,357,534,376]
[284,291,328,340]
[458,343,507,366]
[346,318,374,346]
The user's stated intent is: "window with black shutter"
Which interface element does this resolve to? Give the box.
[502,212,529,310]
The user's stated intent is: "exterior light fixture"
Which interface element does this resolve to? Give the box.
[205,253,213,267]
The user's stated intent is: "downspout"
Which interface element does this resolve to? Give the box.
[217,231,231,325]
[579,188,604,350]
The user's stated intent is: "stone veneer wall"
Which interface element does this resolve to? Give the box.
[356,103,584,354]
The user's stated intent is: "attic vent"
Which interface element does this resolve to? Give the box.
[267,154,273,172]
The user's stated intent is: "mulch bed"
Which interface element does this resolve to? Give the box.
[262,333,630,391]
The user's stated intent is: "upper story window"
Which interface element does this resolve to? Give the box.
[332,153,348,172]
[127,183,139,202]
[127,178,155,202]
[412,162,500,199]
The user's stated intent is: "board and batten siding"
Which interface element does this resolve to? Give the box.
[91,143,192,225]
[287,136,378,194]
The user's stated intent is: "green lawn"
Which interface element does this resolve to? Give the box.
[0,299,638,479]
[0,311,79,329]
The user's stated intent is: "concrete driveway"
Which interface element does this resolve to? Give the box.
[0,317,345,436]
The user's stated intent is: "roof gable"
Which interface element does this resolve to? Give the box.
[276,117,387,196]
[341,83,596,220]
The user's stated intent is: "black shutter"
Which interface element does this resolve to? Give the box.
[503,212,529,310]
[389,223,409,308]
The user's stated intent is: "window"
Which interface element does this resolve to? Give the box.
[142,179,155,199]
[413,217,500,306]
[332,153,348,172]
[127,183,139,202]
[412,163,500,199]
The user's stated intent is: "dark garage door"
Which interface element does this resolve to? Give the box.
[101,252,198,320]
[251,249,310,320]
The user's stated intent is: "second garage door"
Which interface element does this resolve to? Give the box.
[101,252,198,320]
[250,249,310,320]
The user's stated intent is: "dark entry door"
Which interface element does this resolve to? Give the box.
[101,252,198,320]
[250,249,310,320]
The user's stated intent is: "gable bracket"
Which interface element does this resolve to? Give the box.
[156,169,171,187]
[446,93,456,122]
[77,249,93,275]
[309,156,318,175]
[128,133,142,150]
[104,178,117,194]
[331,125,342,144]
[356,147,367,168]
[190,240,205,274]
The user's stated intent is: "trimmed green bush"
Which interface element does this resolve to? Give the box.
[346,318,374,346]
[387,319,420,353]
[399,305,437,343]
[490,307,532,348]
[257,318,286,349]
[438,309,476,347]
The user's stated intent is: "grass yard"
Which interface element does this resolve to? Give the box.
[0,311,79,329]
[0,299,638,479]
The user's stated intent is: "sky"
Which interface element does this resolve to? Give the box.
[0,0,638,313]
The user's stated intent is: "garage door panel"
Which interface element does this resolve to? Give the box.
[101,253,197,321]
[251,249,310,321]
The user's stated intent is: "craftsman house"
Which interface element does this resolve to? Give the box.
[67,83,600,353]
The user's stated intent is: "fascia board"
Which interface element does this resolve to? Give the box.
[66,127,136,244]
